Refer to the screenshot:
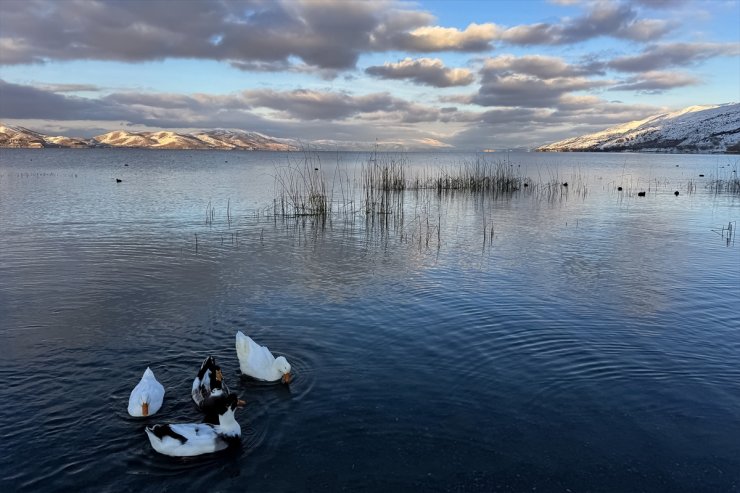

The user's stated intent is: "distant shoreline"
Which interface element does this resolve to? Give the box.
[0,145,740,156]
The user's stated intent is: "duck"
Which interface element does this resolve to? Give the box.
[128,367,165,417]
[145,393,242,457]
[192,356,229,405]
[235,331,292,384]
[192,356,231,422]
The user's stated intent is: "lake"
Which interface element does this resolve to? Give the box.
[0,149,738,492]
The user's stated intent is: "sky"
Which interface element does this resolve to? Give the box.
[0,0,738,150]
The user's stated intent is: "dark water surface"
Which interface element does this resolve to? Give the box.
[1,149,739,492]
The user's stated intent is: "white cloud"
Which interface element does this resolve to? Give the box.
[366,58,475,87]
[400,23,499,51]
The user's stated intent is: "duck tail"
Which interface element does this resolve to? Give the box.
[197,356,216,379]
[235,331,251,371]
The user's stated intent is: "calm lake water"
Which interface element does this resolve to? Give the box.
[1,149,739,492]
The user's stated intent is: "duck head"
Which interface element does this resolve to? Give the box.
[274,356,292,384]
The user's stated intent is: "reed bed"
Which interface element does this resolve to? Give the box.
[425,159,522,195]
[274,152,329,218]
[262,151,603,255]
[708,176,740,194]
[362,151,407,217]
[363,150,406,192]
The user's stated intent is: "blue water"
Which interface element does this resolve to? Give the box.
[1,149,739,492]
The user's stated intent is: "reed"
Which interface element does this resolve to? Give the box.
[708,176,740,194]
[362,150,407,216]
[414,158,523,195]
[363,149,406,192]
[274,151,329,217]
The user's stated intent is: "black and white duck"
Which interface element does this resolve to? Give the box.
[145,393,242,457]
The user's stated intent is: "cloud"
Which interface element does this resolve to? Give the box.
[0,79,274,130]
[608,42,740,72]
[471,55,613,108]
[609,71,700,93]
[1,79,496,147]
[479,107,548,124]
[0,79,459,131]
[497,24,559,45]
[0,0,680,73]
[497,1,673,45]
[631,0,689,8]
[240,88,448,123]
[448,96,664,149]
[482,55,598,78]
[365,58,475,87]
[3,78,688,150]
[0,79,124,120]
[0,0,427,69]
[472,75,610,107]
[396,23,499,51]
[616,18,675,42]
[0,0,496,71]
[36,83,102,93]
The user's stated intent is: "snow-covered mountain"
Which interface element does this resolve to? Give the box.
[537,103,740,153]
[94,130,213,149]
[0,124,297,151]
[1,123,62,148]
[188,129,297,151]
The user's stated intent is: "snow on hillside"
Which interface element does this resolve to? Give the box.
[44,135,90,147]
[94,130,213,149]
[0,123,46,148]
[537,103,740,153]
[189,129,297,151]
[0,123,298,151]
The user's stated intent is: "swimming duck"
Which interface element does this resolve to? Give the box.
[192,356,229,406]
[192,356,231,422]
[235,331,292,384]
[145,393,242,457]
[128,367,165,417]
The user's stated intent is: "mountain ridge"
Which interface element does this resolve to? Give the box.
[0,124,298,151]
[537,103,740,153]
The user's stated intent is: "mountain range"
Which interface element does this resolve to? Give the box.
[537,103,740,153]
[2,103,739,153]
[0,124,298,151]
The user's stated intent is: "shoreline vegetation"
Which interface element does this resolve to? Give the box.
[257,149,740,254]
[179,149,739,257]
[3,141,738,254]
[270,148,740,218]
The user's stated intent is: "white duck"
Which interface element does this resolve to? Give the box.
[235,331,292,384]
[145,393,242,457]
[128,367,165,417]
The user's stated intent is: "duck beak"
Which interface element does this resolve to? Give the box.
[281,372,292,384]
[141,402,149,417]
[237,400,246,408]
